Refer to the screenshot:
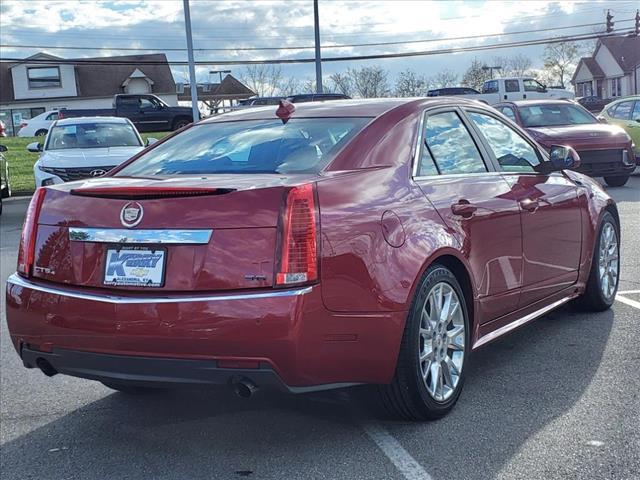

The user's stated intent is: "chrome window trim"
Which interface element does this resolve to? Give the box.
[6,273,312,305]
[69,228,213,244]
[413,171,504,181]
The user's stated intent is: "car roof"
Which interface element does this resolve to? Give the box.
[55,116,131,126]
[201,97,486,123]
[495,99,577,108]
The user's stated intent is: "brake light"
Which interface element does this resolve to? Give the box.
[17,188,47,277]
[276,184,319,286]
[69,185,231,199]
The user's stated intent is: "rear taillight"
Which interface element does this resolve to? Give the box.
[17,188,47,277]
[276,184,319,286]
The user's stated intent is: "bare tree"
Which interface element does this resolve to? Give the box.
[394,69,429,97]
[461,59,491,90]
[349,66,390,98]
[542,41,580,88]
[432,69,458,88]
[508,54,533,77]
[240,65,284,97]
[328,72,354,97]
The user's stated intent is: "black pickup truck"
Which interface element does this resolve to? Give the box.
[58,94,193,132]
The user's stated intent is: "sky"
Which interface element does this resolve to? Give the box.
[1,0,639,89]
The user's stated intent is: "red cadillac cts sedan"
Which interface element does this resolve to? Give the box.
[5,98,620,421]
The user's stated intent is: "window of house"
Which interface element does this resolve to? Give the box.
[504,80,520,93]
[467,111,539,173]
[577,82,593,97]
[27,67,61,89]
[610,77,622,97]
[423,111,486,174]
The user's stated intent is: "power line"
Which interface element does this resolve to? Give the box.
[1,19,634,53]
[1,30,633,67]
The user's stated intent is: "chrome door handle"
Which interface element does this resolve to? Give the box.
[451,201,477,217]
[519,198,539,212]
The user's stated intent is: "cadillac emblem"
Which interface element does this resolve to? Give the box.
[120,202,144,228]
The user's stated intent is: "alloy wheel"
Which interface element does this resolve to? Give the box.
[418,282,465,402]
[598,222,619,300]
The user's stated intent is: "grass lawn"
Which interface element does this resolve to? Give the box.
[0,132,170,196]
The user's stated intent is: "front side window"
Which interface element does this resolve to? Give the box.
[140,98,158,110]
[47,123,142,150]
[27,67,61,89]
[467,111,540,173]
[610,101,633,120]
[632,101,640,122]
[46,112,59,121]
[517,104,596,128]
[504,80,520,93]
[523,79,546,93]
[116,118,369,176]
[423,111,486,174]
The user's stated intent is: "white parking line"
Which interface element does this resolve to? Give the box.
[362,423,434,480]
[617,290,640,295]
[615,294,640,310]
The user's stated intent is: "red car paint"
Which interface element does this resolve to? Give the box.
[5,98,616,390]
[494,100,635,178]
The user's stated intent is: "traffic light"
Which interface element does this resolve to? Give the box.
[606,10,614,33]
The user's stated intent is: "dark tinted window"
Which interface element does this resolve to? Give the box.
[467,112,539,173]
[504,80,520,93]
[482,81,499,94]
[117,118,369,176]
[609,101,633,120]
[424,112,486,174]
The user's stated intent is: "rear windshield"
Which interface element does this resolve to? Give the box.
[518,104,596,128]
[116,118,370,176]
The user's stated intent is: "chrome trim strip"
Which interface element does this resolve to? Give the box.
[69,228,212,244]
[6,273,311,304]
[472,295,575,349]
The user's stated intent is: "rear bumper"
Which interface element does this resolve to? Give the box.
[6,274,405,389]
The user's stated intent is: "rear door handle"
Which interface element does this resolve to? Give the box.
[451,201,477,217]
[519,198,539,212]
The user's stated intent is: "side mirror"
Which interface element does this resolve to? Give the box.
[548,145,581,171]
[0,145,7,153]
[146,137,158,146]
[27,142,42,153]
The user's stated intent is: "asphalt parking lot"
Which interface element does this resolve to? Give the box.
[1,178,638,480]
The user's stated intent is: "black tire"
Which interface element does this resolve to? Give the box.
[377,264,470,421]
[603,175,629,187]
[101,381,166,395]
[172,118,191,131]
[574,211,620,312]
[35,129,48,137]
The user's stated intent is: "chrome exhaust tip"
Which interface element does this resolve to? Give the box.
[232,378,257,398]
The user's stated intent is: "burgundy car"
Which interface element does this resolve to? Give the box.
[5,98,620,421]
[494,99,635,186]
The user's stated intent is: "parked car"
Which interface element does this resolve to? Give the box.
[461,77,574,105]
[17,110,60,137]
[237,93,350,108]
[6,98,619,421]
[427,87,480,96]
[57,94,193,132]
[597,95,640,165]
[494,100,636,186]
[0,144,10,214]
[28,117,156,187]
[576,96,611,113]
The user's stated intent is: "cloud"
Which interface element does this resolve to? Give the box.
[1,0,637,85]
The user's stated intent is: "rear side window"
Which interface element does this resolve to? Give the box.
[116,118,370,176]
[504,80,520,93]
[423,111,486,174]
[467,112,539,173]
[609,101,633,120]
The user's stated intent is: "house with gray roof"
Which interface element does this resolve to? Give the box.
[571,35,640,99]
[0,52,178,135]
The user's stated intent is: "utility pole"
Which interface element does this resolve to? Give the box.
[183,0,199,122]
[313,0,323,93]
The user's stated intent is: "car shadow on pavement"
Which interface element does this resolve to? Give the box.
[0,305,614,480]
